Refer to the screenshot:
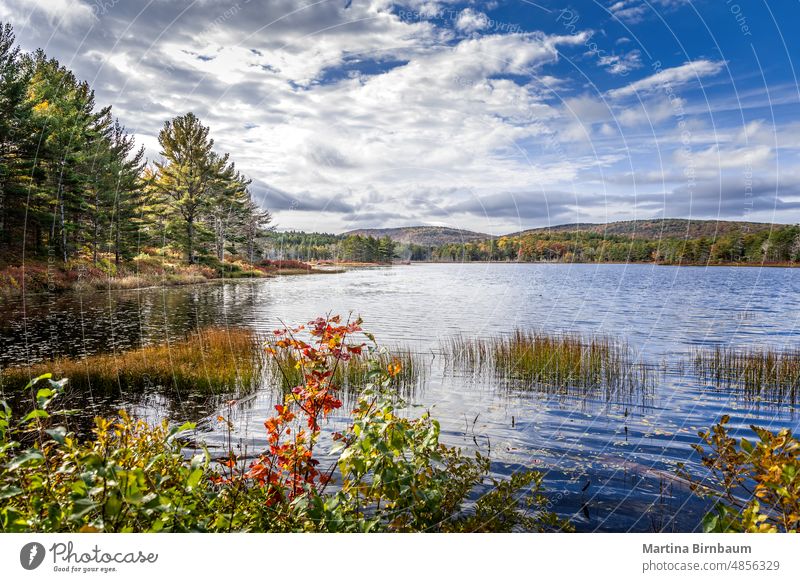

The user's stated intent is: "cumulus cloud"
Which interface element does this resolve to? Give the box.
[2,0,797,232]
[455,8,490,33]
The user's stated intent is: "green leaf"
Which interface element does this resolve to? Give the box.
[22,409,49,423]
[69,498,98,520]
[6,449,44,470]
[35,388,55,401]
[167,421,196,442]
[187,468,203,489]
[45,426,68,444]
[24,373,52,391]
[0,486,23,500]
[104,495,123,518]
[190,452,206,470]
[47,378,68,390]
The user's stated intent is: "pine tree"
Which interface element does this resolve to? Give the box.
[154,113,233,263]
[0,23,33,249]
[0,24,273,272]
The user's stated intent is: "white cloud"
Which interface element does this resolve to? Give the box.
[617,97,682,126]
[7,0,799,231]
[455,9,490,33]
[608,0,692,24]
[598,49,642,75]
[608,60,725,99]
[675,144,774,176]
[0,0,94,28]
[608,1,648,24]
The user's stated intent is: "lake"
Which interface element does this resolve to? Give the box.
[2,262,799,532]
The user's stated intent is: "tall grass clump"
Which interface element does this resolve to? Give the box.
[266,348,424,395]
[693,346,800,403]
[443,330,651,397]
[0,328,262,396]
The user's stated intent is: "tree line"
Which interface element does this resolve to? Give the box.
[259,225,800,266]
[409,227,800,264]
[0,23,272,271]
[266,232,398,263]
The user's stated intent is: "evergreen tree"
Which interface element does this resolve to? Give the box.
[155,113,231,263]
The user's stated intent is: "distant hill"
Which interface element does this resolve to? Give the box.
[343,226,493,246]
[344,220,786,246]
[508,219,781,240]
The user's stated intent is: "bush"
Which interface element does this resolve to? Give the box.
[132,253,166,275]
[0,316,571,533]
[260,259,312,270]
[679,416,800,532]
[0,264,71,295]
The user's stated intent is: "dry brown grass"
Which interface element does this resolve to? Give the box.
[1,327,262,395]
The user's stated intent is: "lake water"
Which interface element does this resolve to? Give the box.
[2,262,800,532]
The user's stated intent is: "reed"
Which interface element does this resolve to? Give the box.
[442,330,651,396]
[265,348,424,395]
[693,346,800,403]
[0,327,262,395]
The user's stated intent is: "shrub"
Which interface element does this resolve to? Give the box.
[0,316,571,533]
[679,416,800,532]
[260,259,312,270]
[132,253,166,275]
[0,264,71,295]
[0,376,218,532]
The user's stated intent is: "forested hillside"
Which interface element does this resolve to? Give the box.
[426,225,800,264]
[512,219,777,239]
[317,220,800,265]
[267,221,800,265]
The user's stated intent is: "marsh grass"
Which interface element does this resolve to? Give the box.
[442,330,652,397]
[0,328,262,396]
[265,348,425,395]
[693,346,800,403]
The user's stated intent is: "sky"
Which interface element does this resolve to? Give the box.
[1,0,799,235]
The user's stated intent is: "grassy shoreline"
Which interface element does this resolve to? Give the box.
[0,256,351,299]
[0,328,262,396]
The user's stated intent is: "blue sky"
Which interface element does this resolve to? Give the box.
[1,0,799,234]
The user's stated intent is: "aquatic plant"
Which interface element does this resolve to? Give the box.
[0,316,572,533]
[0,328,262,396]
[442,330,652,397]
[679,416,800,532]
[264,346,424,395]
[693,346,800,404]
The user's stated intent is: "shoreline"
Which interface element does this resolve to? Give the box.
[411,260,800,269]
[4,257,796,300]
[0,264,350,300]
